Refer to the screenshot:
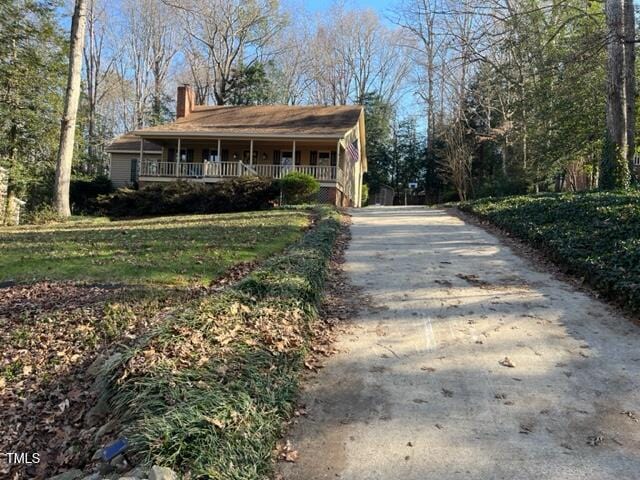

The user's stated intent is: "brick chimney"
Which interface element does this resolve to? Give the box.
[176,84,195,119]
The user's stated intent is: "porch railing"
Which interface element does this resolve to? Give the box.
[252,164,336,180]
[140,160,337,182]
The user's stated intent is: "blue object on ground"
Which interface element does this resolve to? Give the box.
[102,438,128,462]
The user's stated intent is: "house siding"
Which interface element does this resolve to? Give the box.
[110,153,160,187]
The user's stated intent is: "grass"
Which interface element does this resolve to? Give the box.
[0,207,325,479]
[0,210,309,286]
[459,191,640,313]
[100,205,342,479]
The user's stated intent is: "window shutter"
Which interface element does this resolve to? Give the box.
[222,149,229,162]
[295,150,301,165]
[273,150,281,165]
[187,149,194,162]
[130,159,138,183]
[202,148,209,161]
[310,151,317,166]
[168,148,175,162]
[330,151,337,167]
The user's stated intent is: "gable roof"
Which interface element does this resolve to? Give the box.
[133,105,363,138]
[106,133,162,153]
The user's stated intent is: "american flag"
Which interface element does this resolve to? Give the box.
[346,139,359,163]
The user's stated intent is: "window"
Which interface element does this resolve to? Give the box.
[179,149,194,162]
[317,151,331,167]
[203,149,219,162]
[243,150,258,163]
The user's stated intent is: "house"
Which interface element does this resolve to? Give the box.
[106,85,368,207]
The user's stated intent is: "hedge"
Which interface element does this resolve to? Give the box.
[100,206,342,478]
[97,177,279,217]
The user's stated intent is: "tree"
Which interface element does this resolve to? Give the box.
[83,0,116,172]
[361,93,393,194]
[0,0,66,208]
[601,0,634,189]
[53,0,88,217]
[170,0,285,105]
[227,62,274,105]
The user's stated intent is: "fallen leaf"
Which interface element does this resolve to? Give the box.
[284,450,299,462]
[587,435,604,446]
[499,357,515,368]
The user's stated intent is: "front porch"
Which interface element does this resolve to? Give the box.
[135,137,346,185]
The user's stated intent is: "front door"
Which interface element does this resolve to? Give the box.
[281,151,293,167]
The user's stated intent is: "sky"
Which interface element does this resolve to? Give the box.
[304,0,395,13]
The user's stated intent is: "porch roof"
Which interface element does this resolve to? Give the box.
[106,133,162,153]
[132,105,363,139]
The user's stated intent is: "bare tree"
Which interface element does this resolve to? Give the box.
[441,120,473,200]
[84,0,116,171]
[143,0,179,123]
[392,0,442,150]
[53,0,88,217]
[167,0,285,105]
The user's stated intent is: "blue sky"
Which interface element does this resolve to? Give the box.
[304,0,395,13]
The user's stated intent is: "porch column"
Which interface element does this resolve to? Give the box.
[336,139,341,180]
[217,138,221,161]
[138,137,143,174]
[176,137,181,177]
[249,139,254,166]
[292,140,296,165]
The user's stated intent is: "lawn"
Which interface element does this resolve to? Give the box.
[0,208,318,480]
[459,191,640,313]
[0,210,309,285]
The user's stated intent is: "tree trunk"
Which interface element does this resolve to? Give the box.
[624,0,636,173]
[53,0,88,217]
[601,0,631,189]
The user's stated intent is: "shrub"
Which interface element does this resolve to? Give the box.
[22,205,64,225]
[278,172,320,204]
[70,175,114,214]
[97,177,278,218]
[361,183,369,205]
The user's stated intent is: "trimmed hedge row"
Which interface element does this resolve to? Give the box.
[97,177,278,217]
[459,191,640,313]
[102,206,342,478]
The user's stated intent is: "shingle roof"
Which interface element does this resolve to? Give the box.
[133,105,363,138]
[106,133,162,152]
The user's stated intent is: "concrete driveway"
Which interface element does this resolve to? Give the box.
[280,206,640,480]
